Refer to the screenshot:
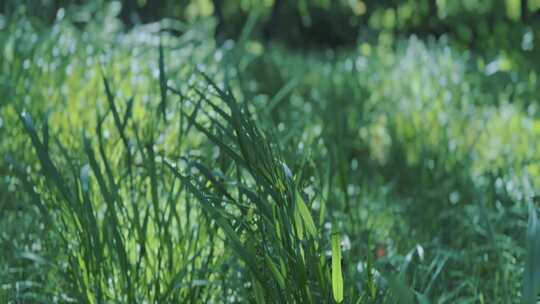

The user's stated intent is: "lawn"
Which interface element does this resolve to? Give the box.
[2,2,540,303]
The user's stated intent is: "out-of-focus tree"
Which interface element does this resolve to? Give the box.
[3,0,540,52]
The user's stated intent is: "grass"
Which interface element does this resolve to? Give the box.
[2,9,540,303]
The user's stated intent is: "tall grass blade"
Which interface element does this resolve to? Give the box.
[332,232,344,303]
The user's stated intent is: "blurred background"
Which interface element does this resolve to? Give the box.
[3,0,540,50]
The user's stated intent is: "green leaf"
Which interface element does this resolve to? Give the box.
[296,190,317,238]
[294,204,304,240]
[331,233,344,303]
[265,254,286,290]
[253,278,266,304]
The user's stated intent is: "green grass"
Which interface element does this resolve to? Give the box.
[2,9,540,304]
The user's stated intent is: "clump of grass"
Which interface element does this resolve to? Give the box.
[165,74,348,302]
[16,70,224,302]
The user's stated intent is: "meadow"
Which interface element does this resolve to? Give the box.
[2,2,540,303]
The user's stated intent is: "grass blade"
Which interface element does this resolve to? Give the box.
[523,203,540,304]
[331,232,344,303]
